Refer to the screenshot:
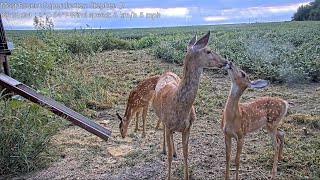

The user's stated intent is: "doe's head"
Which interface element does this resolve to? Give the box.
[226,61,269,92]
[186,31,227,70]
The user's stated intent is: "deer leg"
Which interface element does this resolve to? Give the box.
[224,133,232,180]
[267,129,279,180]
[166,127,173,180]
[161,123,175,157]
[134,110,140,132]
[141,106,148,138]
[235,138,244,180]
[171,132,177,158]
[276,128,285,161]
[162,124,166,155]
[182,128,190,180]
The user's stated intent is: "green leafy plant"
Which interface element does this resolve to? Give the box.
[0,98,61,175]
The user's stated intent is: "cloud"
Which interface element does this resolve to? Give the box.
[203,16,229,22]
[221,2,311,18]
[202,2,311,23]
[131,7,189,17]
[160,8,190,17]
[3,18,34,29]
[54,19,82,28]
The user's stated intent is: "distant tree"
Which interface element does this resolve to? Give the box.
[292,0,320,21]
[33,16,54,32]
[33,16,41,32]
[45,16,54,31]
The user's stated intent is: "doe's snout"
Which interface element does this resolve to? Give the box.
[225,60,233,69]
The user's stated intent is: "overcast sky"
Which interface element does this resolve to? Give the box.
[0,0,311,30]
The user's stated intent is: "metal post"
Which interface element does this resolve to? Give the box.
[3,55,10,76]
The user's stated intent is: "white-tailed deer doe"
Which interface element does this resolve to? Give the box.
[116,75,161,138]
[221,61,288,180]
[152,31,227,180]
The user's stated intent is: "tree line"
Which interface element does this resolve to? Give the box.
[292,0,320,21]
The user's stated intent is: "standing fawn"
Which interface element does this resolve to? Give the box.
[116,75,161,138]
[152,31,227,180]
[221,61,288,180]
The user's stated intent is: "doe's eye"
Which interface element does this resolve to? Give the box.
[206,50,211,54]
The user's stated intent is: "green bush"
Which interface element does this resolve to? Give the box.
[64,33,99,55]
[0,98,61,176]
[63,32,136,55]
[152,40,186,64]
[9,37,66,88]
[100,36,136,51]
[137,35,160,49]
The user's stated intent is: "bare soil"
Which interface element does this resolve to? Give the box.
[13,50,320,180]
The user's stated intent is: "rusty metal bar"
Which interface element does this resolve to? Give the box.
[0,73,112,141]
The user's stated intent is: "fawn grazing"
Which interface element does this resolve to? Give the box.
[116,75,161,138]
[221,61,288,180]
[152,32,227,180]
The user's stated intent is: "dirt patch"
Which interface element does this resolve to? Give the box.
[13,50,320,180]
[107,145,133,157]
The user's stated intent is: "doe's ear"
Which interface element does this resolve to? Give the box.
[250,80,269,89]
[187,34,197,50]
[116,113,123,121]
[193,31,210,51]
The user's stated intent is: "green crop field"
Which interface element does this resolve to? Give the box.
[1,21,320,179]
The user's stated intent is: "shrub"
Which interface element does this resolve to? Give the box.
[63,32,136,55]
[152,40,186,64]
[0,98,61,176]
[137,35,160,49]
[100,36,136,51]
[9,36,66,88]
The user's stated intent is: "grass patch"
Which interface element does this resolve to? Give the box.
[173,164,195,179]
[289,113,320,129]
[249,113,320,179]
[0,98,62,176]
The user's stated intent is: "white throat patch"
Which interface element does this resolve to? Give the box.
[231,83,239,95]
